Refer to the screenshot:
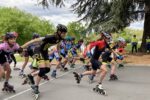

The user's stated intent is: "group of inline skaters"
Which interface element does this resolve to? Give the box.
[0,24,126,99]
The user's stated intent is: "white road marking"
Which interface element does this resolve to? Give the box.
[4,67,81,100]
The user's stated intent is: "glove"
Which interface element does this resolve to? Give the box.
[18,47,23,54]
[117,55,123,60]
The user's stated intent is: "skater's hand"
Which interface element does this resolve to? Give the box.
[18,47,23,54]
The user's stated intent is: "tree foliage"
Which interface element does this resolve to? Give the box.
[40,0,147,32]
[72,0,147,32]
[0,7,55,45]
[40,0,150,51]
[67,22,86,40]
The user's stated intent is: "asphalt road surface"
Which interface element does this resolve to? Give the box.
[0,62,150,100]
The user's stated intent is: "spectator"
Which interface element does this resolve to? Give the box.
[131,35,138,53]
[146,36,150,53]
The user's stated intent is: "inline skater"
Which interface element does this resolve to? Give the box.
[19,33,40,78]
[20,24,67,99]
[0,32,20,93]
[73,32,112,95]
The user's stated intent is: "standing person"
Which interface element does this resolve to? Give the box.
[146,36,150,53]
[19,24,67,98]
[0,32,20,92]
[131,35,138,53]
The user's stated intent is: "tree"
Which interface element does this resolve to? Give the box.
[0,7,55,45]
[67,22,86,40]
[40,0,150,52]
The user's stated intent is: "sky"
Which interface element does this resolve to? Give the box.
[0,0,144,29]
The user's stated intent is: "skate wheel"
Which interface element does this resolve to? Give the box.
[13,90,16,93]
[33,94,40,100]
[2,88,4,91]
[93,88,96,91]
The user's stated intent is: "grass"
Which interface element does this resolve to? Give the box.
[125,43,141,53]
[14,54,32,62]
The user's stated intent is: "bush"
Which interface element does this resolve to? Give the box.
[0,7,55,45]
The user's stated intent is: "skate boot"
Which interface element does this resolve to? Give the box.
[88,74,95,84]
[70,64,75,68]
[31,85,40,100]
[2,82,15,93]
[63,67,69,72]
[93,84,107,95]
[73,72,81,84]
[22,76,30,85]
[83,65,90,71]
[69,59,73,64]
[109,74,118,81]
[51,70,57,78]
[42,75,49,80]
[19,70,26,78]
[60,64,68,72]
[118,64,124,68]
[27,74,35,85]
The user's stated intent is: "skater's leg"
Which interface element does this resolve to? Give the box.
[72,57,77,65]
[99,64,107,84]
[35,61,50,86]
[81,70,96,76]
[109,61,118,80]
[35,76,42,86]
[110,61,116,75]
[3,62,11,82]
[0,65,4,79]
[20,57,29,75]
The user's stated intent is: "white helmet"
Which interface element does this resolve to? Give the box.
[117,37,125,43]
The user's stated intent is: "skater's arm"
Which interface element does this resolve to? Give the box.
[56,43,60,52]
[21,37,44,49]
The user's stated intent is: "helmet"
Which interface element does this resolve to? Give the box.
[5,32,16,40]
[101,32,112,42]
[117,37,125,43]
[57,24,67,33]
[78,39,83,43]
[12,32,18,37]
[101,32,112,39]
[117,37,126,47]
[32,33,40,39]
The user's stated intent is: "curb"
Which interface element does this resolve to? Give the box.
[124,63,150,67]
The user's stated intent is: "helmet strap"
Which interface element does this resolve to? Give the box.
[55,32,63,40]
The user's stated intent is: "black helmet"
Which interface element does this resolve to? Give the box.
[78,39,83,43]
[57,24,67,33]
[5,32,16,40]
[32,33,40,39]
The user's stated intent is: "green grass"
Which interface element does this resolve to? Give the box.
[14,54,32,62]
[125,43,141,53]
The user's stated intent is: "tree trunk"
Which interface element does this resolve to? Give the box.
[140,2,150,52]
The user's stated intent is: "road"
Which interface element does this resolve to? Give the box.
[0,62,150,100]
